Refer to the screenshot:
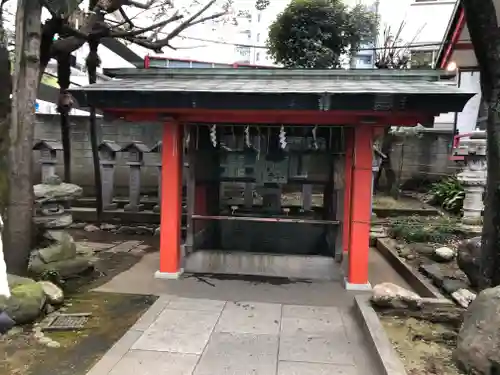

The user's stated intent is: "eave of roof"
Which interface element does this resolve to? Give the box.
[101,67,458,81]
[68,68,474,115]
[436,1,464,68]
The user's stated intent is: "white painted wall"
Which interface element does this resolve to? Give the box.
[456,71,482,134]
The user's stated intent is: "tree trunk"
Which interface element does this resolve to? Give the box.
[461,0,500,289]
[480,93,500,289]
[57,51,72,183]
[87,38,103,222]
[0,9,11,213]
[5,0,42,274]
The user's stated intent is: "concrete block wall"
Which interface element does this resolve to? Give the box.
[33,113,163,196]
[388,130,460,187]
[33,114,459,197]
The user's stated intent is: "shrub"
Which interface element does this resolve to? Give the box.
[388,216,460,243]
[429,177,464,214]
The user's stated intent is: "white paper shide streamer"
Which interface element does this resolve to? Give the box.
[244,126,251,148]
[279,125,287,149]
[0,215,10,299]
[312,125,319,150]
[210,124,217,147]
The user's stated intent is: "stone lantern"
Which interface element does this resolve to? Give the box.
[33,140,63,183]
[120,141,150,212]
[456,130,487,225]
[98,140,121,210]
[151,141,162,212]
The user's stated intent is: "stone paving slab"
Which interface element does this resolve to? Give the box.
[85,296,379,375]
[279,333,355,365]
[277,361,359,375]
[107,240,143,253]
[132,308,221,354]
[193,332,279,375]
[76,242,116,251]
[215,301,281,335]
[108,350,199,375]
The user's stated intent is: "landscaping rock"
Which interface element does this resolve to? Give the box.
[45,304,55,314]
[100,223,117,231]
[69,222,87,229]
[419,263,445,287]
[34,214,73,229]
[371,282,422,309]
[7,274,35,289]
[0,282,46,324]
[37,281,64,305]
[37,232,77,263]
[29,256,94,279]
[83,224,100,232]
[409,243,434,256]
[397,247,412,259]
[454,285,500,374]
[43,230,65,243]
[457,237,482,288]
[442,278,469,294]
[33,182,83,201]
[434,246,455,262]
[451,288,476,308]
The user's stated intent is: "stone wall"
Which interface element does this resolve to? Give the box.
[33,114,459,196]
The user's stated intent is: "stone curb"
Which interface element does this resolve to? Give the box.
[376,238,444,299]
[85,295,170,375]
[353,295,408,375]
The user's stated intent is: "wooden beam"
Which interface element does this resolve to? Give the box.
[102,108,431,127]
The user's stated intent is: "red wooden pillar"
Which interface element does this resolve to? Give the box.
[155,120,183,279]
[345,125,373,290]
[343,127,354,253]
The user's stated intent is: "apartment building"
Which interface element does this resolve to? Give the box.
[232,3,284,66]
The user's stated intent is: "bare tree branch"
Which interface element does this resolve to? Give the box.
[118,7,135,28]
[131,0,220,50]
[110,12,182,37]
[126,0,159,9]
[45,0,228,57]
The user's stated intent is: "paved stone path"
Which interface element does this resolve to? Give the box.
[86,295,378,375]
[77,240,150,256]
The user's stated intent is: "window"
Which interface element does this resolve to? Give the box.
[236,46,251,57]
[257,12,262,22]
[256,33,261,42]
[410,50,436,69]
[357,55,372,65]
[256,52,261,61]
[241,30,251,39]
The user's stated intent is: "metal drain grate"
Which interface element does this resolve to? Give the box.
[43,313,91,332]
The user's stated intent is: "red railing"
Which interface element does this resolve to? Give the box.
[450,132,474,161]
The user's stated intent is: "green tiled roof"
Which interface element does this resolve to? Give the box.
[76,68,467,96]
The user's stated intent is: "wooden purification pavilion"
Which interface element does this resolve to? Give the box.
[69,68,472,289]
